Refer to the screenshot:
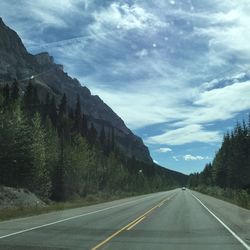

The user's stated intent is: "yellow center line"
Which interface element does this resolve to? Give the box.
[126,216,146,231]
[91,193,176,250]
[158,202,164,207]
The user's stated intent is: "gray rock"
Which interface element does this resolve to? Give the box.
[0,186,46,209]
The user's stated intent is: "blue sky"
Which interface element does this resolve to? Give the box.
[1,0,250,174]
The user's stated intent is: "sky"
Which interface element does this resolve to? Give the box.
[1,0,250,174]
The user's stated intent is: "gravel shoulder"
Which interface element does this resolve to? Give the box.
[0,186,46,210]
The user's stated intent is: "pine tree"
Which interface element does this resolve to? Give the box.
[11,79,19,101]
[0,104,33,188]
[99,125,106,148]
[42,93,50,120]
[32,86,40,113]
[30,113,51,197]
[23,80,33,115]
[58,93,67,137]
[74,95,81,133]
[88,122,97,145]
[81,113,88,137]
[3,84,10,106]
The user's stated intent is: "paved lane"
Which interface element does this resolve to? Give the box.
[0,190,176,249]
[101,190,248,250]
[0,189,249,250]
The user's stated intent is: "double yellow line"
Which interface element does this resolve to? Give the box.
[91,194,175,250]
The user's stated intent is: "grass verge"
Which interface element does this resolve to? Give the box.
[192,186,250,210]
[0,192,134,222]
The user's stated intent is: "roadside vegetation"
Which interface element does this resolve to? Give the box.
[0,191,144,221]
[188,118,250,209]
[190,186,250,209]
[0,80,181,217]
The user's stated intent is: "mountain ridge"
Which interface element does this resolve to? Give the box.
[0,17,152,163]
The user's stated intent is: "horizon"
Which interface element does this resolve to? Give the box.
[1,0,250,174]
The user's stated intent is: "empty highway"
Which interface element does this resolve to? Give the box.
[0,189,249,249]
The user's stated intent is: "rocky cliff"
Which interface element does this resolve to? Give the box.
[0,17,152,162]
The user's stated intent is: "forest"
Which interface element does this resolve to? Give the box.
[0,80,181,201]
[188,117,250,208]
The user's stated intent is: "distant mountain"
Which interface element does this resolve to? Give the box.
[0,17,152,163]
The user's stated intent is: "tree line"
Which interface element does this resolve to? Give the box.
[0,80,177,201]
[188,118,250,191]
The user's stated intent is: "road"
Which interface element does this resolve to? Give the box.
[0,189,249,250]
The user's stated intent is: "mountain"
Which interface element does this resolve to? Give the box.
[0,17,152,163]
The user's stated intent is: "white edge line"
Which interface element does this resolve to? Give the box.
[0,192,173,240]
[191,192,250,250]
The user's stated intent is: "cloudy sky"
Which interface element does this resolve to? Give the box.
[1,0,250,174]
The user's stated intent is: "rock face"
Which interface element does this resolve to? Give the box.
[0,17,152,162]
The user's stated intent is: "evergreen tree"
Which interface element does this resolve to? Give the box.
[3,84,10,106]
[74,95,81,133]
[99,125,106,148]
[23,80,33,115]
[11,79,19,101]
[42,93,50,120]
[30,113,51,197]
[0,104,33,188]
[32,86,40,113]
[189,118,250,191]
[81,113,88,137]
[88,122,97,145]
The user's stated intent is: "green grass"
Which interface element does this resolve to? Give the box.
[192,186,250,210]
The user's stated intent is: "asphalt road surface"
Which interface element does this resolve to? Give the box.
[0,189,249,250]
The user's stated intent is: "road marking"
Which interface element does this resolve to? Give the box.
[158,195,173,207]
[126,216,146,231]
[0,192,174,240]
[91,194,176,250]
[192,193,250,250]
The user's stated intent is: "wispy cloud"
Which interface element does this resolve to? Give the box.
[90,2,167,33]
[173,156,179,162]
[147,124,221,146]
[1,0,250,172]
[157,147,172,153]
[183,154,209,161]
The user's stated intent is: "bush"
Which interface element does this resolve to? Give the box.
[236,190,249,208]
[192,186,250,209]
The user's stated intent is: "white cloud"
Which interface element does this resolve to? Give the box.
[90,2,167,34]
[7,0,81,28]
[3,0,250,150]
[183,154,209,161]
[173,156,179,161]
[147,124,221,145]
[135,49,148,58]
[194,2,250,62]
[0,0,87,45]
[190,81,250,124]
[157,147,172,153]
[153,159,159,164]
[89,81,191,129]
